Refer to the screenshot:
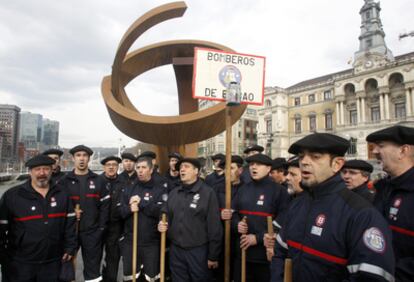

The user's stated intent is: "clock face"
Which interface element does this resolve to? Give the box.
[365,60,373,68]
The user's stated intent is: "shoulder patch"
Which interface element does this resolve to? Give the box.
[363,227,386,253]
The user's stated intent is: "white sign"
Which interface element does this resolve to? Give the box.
[192,48,266,105]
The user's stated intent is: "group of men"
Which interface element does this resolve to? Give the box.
[0,124,413,282]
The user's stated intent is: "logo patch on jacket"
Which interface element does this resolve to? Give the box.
[257,194,264,206]
[363,227,385,253]
[89,181,95,189]
[190,193,200,208]
[311,214,325,236]
[50,197,57,207]
[144,192,150,201]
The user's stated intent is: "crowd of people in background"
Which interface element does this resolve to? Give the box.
[1,124,413,282]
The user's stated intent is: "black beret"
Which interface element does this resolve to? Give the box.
[284,156,300,169]
[288,133,349,156]
[366,125,414,145]
[100,156,122,165]
[271,158,287,170]
[343,160,373,173]
[245,154,273,166]
[42,148,63,157]
[69,145,93,156]
[218,155,244,169]
[138,151,156,159]
[121,152,137,161]
[26,155,55,169]
[211,153,225,161]
[243,144,264,154]
[175,158,201,171]
[168,152,182,160]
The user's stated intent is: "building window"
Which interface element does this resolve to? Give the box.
[350,110,358,125]
[347,138,357,155]
[309,115,316,132]
[266,119,272,133]
[371,107,380,122]
[325,113,333,130]
[294,97,301,106]
[395,103,406,119]
[308,94,315,103]
[295,118,301,133]
[265,99,272,107]
[324,90,332,100]
[366,39,373,48]
[365,10,371,19]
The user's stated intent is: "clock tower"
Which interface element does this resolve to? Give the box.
[353,0,394,73]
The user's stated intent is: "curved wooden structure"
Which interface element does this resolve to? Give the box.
[101,1,246,149]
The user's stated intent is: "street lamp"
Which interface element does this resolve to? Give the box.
[226,81,241,106]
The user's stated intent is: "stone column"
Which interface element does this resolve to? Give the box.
[361,97,366,123]
[379,94,384,120]
[356,98,361,123]
[336,102,340,125]
[340,101,345,125]
[406,88,412,117]
[384,93,390,120]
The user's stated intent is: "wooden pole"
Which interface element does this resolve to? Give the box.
[132,211,138,282]
[284,258,293,282]
[160,214,167,282]
[241,216,247,282]
[266,216,274,261]
[224,106,232,282]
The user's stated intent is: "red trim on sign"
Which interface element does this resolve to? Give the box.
[239,210,273,217]
[14,215,43,221]
[48,213,67,218]
[389,225,414,237]
[287,240,348,265]
[86,193,99,198]
[70,196,80,200]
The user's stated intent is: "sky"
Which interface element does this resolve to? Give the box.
[0,0,413,148]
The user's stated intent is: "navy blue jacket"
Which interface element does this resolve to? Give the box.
[352,182,375,203]
[118,170,138,190]
[0,180,77,264]
[374,166,414,282]
[120,177,168,246]
[232,176,289,263]
[205,171,225,188]
[61,170,110,233]
[274,174,395,282]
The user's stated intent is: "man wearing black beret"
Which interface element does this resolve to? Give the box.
[61,145,110,282]
[341,160,375,203]
[231,153,289,281]
[42,148,66,185]
[205,153,226,188]
[273,133,394,282]
[367,125,414,281]
[0,155,77,281]
[118,152,138,190]
[99,156,124,282]
[269,158,288,187]
[158,157,222,281]
[165,152,182,191]
[240,145,264,184]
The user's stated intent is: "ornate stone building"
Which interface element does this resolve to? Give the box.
[258,0,414,160]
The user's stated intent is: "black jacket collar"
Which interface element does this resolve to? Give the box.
[302,173,346,199]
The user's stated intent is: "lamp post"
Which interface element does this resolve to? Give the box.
[224,81,241,282]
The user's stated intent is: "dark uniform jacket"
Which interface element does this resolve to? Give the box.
[352,182,375,203]
[274,174,395,282]
[100,174,123,223]
[213,178,243,211]
[118,170,138,190]
[120,177,168,246]
[163,179,223,261]
[205,171,224,188]
[165,169,181,191]
[51,166,66,186]
[374,166,414,282]
[232,176,289,263]
[61,170,110,233]
[0,180,77,264]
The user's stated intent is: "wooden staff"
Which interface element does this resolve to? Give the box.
[241,216,247,282]
[266,216,274,261]
[160,214,167,282]
[284,258,293,282]
[132,209,139,282]
[224,106,232,282]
